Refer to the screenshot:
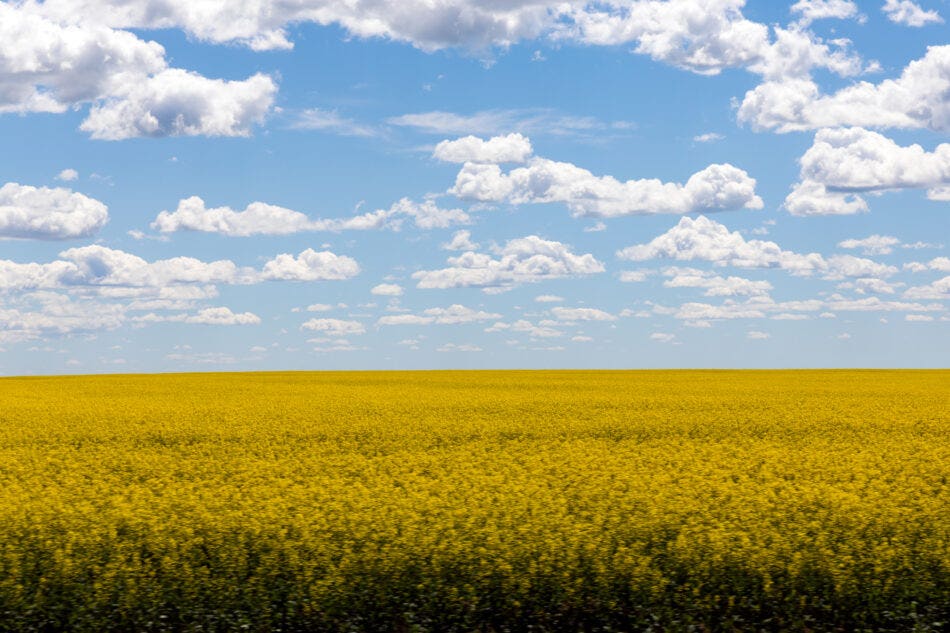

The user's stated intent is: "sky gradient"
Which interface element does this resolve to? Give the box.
[1,0,948,373]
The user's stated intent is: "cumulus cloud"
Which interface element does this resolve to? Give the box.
[785,128,950,214]
[377,304,501,326]
[301,318,366,336]
[441,230,479,251]
[134,306,261,325]
[433,133,533,164]
[534,294,563,303]
[56,169,78,182]
[486,319,564,338]
[790,0,860,25]
[882,0,943,26]
[662,267,773,296]
[838,235,901,256]
[151,196,468,236]
[261,249,360,281]
[617,215,896,279]
[0,3,276,137]
[550,307,616,321]
[436,343,482,352]
[738,46,950,132]
[0,182,108,239]
[450,150,762,217]
[79,69,276,140]
[371,283,403,296]
[413,235,604,291]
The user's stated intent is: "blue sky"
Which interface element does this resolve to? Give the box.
[0,0,948,373]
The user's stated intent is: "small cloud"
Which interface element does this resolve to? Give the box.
[534,295,564,303]
[837,333,852,340]
[583,221,607,233]
[371,283,404,296]
[531,50,547,62]
[747,331,770,340]
[693,132,724,143]
[56,168,79,181]
[436,343,482,352]
[650,332,677,343]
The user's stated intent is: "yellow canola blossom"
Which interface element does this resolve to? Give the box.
[0,370,947,631]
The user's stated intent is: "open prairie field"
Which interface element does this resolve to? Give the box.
[0,370,947,631]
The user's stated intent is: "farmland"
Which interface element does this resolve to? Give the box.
[0,370,947,631]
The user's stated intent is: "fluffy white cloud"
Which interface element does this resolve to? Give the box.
[151,195,467,236]
[0,182,108,239]
[738,46,950,132]
[261,249,360,281]
[377,304,501,326]
[80,69,276,140]
[662,268,773,296]
[882,0,942,26]
[790,0,859,25]
[433,133,533,164]
[786,128,950,214]
[56,169,78,182]
[1,3,276,137]
[903,276,950,300]
[534,294,563,302]
[451,154,762,217]
[20,0,866,87]
[301,318,366,336]
[134,307,261,325]
[838,235,901,255]
[617,215,896,279]
[151,196,392,236]
[371,283,403,296]
[413,235,604,290]
[0,292,126,342]
[485,319,564,338]
[550,307,616,321]
[564,0,864,79]
[441,230,479,251]
[436,343,482,352]
[693,132,724,143]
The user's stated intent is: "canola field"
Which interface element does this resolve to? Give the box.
[0,370,947,632]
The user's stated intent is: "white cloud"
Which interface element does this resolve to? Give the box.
[413,235,603,291]
[134,306,261,325]
[289,108,377,136]
[261,249,360,281]
[905,313,935,321]
[662,268,773,296]
[747,330,770,339]
[433,133,533,164]
[550,306,616,322]
[56,169,78,182]
[903,276,950,299]
[534,294,563,303]
[151,195,466,236]
[0,182,108,239]
[882,0,942,26]
[564,0,864,79]
[650,332,677,343]
[451,153,762,217]
[441,230,479,251]
[0,4,276,138]
[377,304,501,326]
[301,318,366,336]
[738,46,950,132]
[617,215,896,279]
[486,319,564,338]
[79,69,276,140]
[838,235,901,255]
[790,0,859,25]
[786,128,950,214]
[388,108,634,137]
[436,343,482,352]
[371,283,403,296]
[693,132,724,143]
[619,269,654,283]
